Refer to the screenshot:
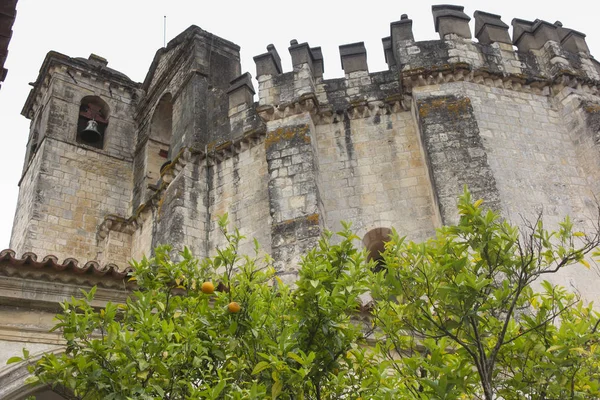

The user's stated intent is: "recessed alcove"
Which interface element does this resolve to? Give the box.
[363,227,392,271]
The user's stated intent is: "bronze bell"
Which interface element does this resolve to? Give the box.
[80,119,102,143]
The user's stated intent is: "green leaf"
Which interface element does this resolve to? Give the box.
[287,352,304,365]
[272,380,283,399]
[136,370,149,380]
[6,356,23,365]
[152,384,165,397]
[547,345,563,353]
[252,361,270,375]
[211,380,226,398]
[24,375,39,385]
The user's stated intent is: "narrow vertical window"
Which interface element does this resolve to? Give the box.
[147,93,173,184]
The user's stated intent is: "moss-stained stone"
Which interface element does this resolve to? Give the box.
[265,118,322,277]
[415,93,501,225]
[265,124,311,150]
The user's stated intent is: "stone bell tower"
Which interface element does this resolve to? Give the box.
[11,52,140,264]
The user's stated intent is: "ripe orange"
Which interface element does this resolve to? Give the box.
[227,301,241,313]
[201,282,215,294]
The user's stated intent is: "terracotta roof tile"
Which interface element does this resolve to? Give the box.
[0,249,132,280]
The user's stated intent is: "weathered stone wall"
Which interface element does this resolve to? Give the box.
[13,138,132,261]
[133,28,241,210]
[246,7,600,304]
[38,69,136,161]
[9,137,43,256]
[144,139,167,186]
[12,53,138,264]
[0,306,61,367]
[208,138,271,257]
[254,42,440,255]
[151,155,209,259]
[264,116,323,281]
[315,109,437,242]
[0,265,130,399]
[133,40,188,210]
[101,230,133,267]
[130,210,155,262]
[121,28,245,264]
[466,83,589,223]
[557,88,600,200]
[143,29,241,155]
[413,89,501,224]
[468,82,600,303]
[411,79,600,303]
[9,8,600,396]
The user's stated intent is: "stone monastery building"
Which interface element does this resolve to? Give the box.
[2,4,600,398]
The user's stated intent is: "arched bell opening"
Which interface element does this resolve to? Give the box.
[362,227,392,272]
[146,93,173,185]
[76,96,110,149]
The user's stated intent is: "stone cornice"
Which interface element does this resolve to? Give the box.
[256,92,410,124]
[401,63,600,96]
[254,66,600,126]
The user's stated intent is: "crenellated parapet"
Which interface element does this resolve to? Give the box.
[393,7,600,95]
[253,40,405,125]
[252,4,600,122]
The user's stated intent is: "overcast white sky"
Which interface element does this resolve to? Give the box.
[0,1,598,252]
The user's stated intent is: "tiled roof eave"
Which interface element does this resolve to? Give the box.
[0,249,133,286]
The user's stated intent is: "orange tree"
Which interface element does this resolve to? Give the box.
[370,189,600,399]
[9,190,600,399]
[12,216,383,400]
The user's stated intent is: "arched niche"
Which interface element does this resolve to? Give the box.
[362,227,392,271]
[146,93,173,184]
[77,95,110,149]
[150,93,173,145]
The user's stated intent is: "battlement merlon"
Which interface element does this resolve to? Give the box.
[253,4,600,118]
[432,4,471,39]
[227,72,265,139]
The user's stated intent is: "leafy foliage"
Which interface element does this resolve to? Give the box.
[15,217,377,400]
[370,188,600,399]
[10,190,600,399]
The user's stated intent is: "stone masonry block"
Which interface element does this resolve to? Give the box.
[474,11,511,45]
[432,5,472,39]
